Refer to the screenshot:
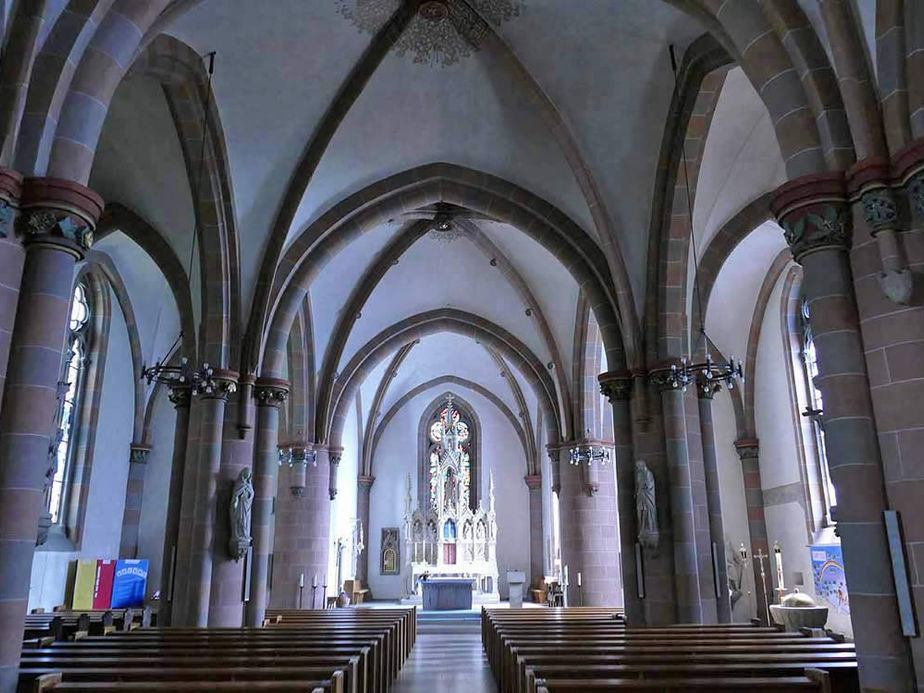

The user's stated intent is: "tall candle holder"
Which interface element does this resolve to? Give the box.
[773,541,787,603]
[754,548,771,625]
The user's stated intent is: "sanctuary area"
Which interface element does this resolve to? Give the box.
[0,1,922,691]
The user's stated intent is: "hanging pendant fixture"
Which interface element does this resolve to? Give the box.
[140,52,222,396]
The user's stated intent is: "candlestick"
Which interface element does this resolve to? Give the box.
[299,573,304,588]
[773,541,784,590]
[312,573,318,589]
[577,571,582,587]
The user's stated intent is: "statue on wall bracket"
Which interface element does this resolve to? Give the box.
[228,468,254,561]
[635,460,659,551]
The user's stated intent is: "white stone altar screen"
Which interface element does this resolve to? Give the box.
[404,396,499,601]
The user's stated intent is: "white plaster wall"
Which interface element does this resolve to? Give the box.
[754,271,852,637]
[711,390,756,621]
[328,402,360,592]
[136,389,177,598]
[29,286,135,610]
[367,386,529,600]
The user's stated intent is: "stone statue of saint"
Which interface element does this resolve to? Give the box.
[635,460,659,550]
[228,468,254,561]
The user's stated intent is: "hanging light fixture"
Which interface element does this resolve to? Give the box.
[278,434,317,468]
[569,429,610,467]
[659,45,743,394]
[139,52,222,395]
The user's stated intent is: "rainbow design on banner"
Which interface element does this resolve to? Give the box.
[811,545,849,615]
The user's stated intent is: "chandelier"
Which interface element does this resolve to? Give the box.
[139,53,219,395]
[569,431,609,467]
[659,44,744,394]
[335,0,524,68]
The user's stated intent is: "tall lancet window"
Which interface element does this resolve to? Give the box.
[427,397,474,512]
[798,296,836,522]
[48,283,90,524]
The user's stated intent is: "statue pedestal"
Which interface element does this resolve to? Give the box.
[769,605,829,631]
[507,570,526,608]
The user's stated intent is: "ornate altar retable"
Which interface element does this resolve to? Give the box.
[402,396,499,604]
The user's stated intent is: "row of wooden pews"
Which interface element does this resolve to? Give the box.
[23,608,151,645]
[18,606,415,693]
[482,606,859,693]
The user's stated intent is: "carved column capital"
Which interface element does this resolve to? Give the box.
[892,136,924,217]
[168,384,192,409]
[523,474,542,491]
[254,377,289,407]
[129,444,151,465]
[598,370,633,402]
[199,369,239,401]
[17,177,104,257]
[357,474,376,491]
[734,437,760,460]
[771,173,850,261]
[696,377,721,400]
[648,361,683,392]
[328,446,343,501]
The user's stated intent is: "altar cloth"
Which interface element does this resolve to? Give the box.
[421,578,474,610]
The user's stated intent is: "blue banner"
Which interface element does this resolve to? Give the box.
[110,559,148,608]
[810,545,849,615]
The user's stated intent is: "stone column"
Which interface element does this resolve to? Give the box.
[158,384,191,626]
[0,169,24,411]
[270,446,331,609]
[733,438,770,625]
[556,443,621,607]
[772,173,913,690]
[118,444,152,558]
[523,474,543,585]
[356,475,375,585]
[696,382,730,623]
[171,396,203,624]
[186,371,237,627]
[651,369,702,623]
[599,372,644,624]
[0,177,102,692]
[246,378,288,627]
[208,374,253,627]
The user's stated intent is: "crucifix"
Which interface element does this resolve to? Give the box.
[754,548,771,625]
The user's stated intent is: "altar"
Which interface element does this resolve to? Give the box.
[421,578,474,610]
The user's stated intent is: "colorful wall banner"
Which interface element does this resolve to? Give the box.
[810,544,849,615]
[92,560,116,609]
[71,559,97,610]
[110,559,148,608]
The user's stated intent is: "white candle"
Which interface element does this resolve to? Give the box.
[773,543,784,590]
[312,573,318,588]
[577,572,582,587]
[299,573,304,588]
[563,565,569,586]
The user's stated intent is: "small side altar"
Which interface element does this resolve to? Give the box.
[421,578,474,610]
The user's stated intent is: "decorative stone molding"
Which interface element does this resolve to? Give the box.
[771,173,850,261]
[598,370,633,402]
[523,474,542,491]
[0,168,23,239]
[129,445,151,465]
[734,438,759,460]
[329,447,343,501]
[254,377,289,407]
[357,474,376,490]
[859,187,899,234]
[696,378,721,400]
[17,177,104,257]
[648,362,683,392]
[291,486,305,497]
[168,384,192,409]
[200,369,239,401]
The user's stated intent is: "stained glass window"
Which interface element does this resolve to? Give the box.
[427,400,473,512]
[47,283,90,524]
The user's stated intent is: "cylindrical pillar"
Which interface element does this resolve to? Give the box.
[772,174,913,690]
[697,383,730,623]
[599,372,644,624]
[158,385,191,626]
[246,378,288,627]
[208,373,252,627]
[733,438,770,625]
[652,373,702,623]
[118,444,151,558]
[556,446,621,607]
[270,446,331,609]
[186,371,236,627]
[523,475,543,586]
[0,177,101,692]
[0,169,24,412]
[356,475,375,585]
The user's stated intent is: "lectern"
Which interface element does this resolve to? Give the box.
[507,570,526,609]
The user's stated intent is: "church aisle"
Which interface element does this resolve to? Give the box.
[394,620,496,693]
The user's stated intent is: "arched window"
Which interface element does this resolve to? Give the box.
[797,296,836,523]
[47,283,91,525]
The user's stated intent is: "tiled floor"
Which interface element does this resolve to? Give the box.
[394,622,497,692]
